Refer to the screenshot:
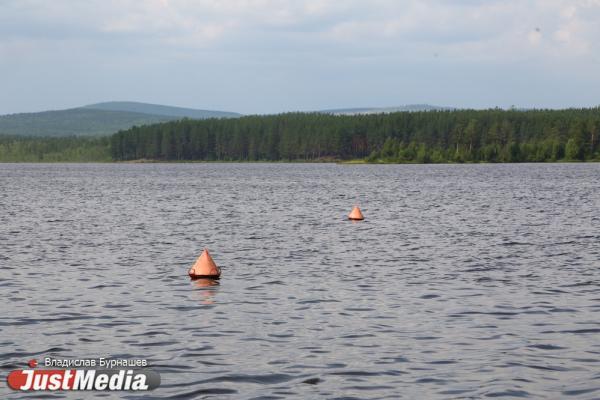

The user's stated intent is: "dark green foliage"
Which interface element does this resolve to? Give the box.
[0,136,110,162]
[110,108,600,163]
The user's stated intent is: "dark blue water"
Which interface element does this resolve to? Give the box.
[1,163,599,399]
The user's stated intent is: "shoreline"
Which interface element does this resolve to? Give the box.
[1,159,597,165]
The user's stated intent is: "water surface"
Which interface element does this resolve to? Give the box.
[1,163,599,399]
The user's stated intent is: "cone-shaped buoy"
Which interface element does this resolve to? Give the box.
[188,249,221,279]
[348,205,364,221]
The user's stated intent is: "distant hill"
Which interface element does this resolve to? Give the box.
[320,104,453,115]
[0,102,241,137]
[0,101,457,137]
[84,101,241,119]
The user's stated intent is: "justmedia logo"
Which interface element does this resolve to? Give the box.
[6,359,160,391]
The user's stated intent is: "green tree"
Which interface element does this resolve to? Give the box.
[565,138,583,160]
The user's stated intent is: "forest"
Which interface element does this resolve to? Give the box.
[110,108,600,163]
[1,108,599,163]
[0,136,110,162]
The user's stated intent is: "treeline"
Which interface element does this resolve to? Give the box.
[3,109,599,163]
[0,136,110,162]
[111,109,600,163]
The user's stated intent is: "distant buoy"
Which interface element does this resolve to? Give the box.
[348,205,364,221]
[189,249,221,279]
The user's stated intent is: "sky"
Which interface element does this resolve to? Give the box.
[1,0,600,115]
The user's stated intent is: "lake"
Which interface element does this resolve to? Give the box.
[1,163,599,399]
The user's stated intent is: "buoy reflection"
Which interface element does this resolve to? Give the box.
[192,278,220,304]
[193,278,220,288]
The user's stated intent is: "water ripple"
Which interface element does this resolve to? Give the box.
[1,163,599,399]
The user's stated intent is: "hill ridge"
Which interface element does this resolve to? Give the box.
[0,102,241,137]
[84,101,241,119]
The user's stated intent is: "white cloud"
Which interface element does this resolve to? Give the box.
[3,0,600,56]
[1,0,600,113]
[528,29,542,46]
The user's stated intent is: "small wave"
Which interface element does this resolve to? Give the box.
[485,389,530,397]
[168,387,238,399]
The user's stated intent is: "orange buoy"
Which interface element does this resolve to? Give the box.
[348,205,364,221]
[188,249,221,279]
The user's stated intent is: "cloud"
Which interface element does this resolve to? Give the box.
[3,0,600,56]
[1,0,600,113]
[528,29,542,46]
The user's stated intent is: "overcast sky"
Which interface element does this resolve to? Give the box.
[1,0,600,115]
